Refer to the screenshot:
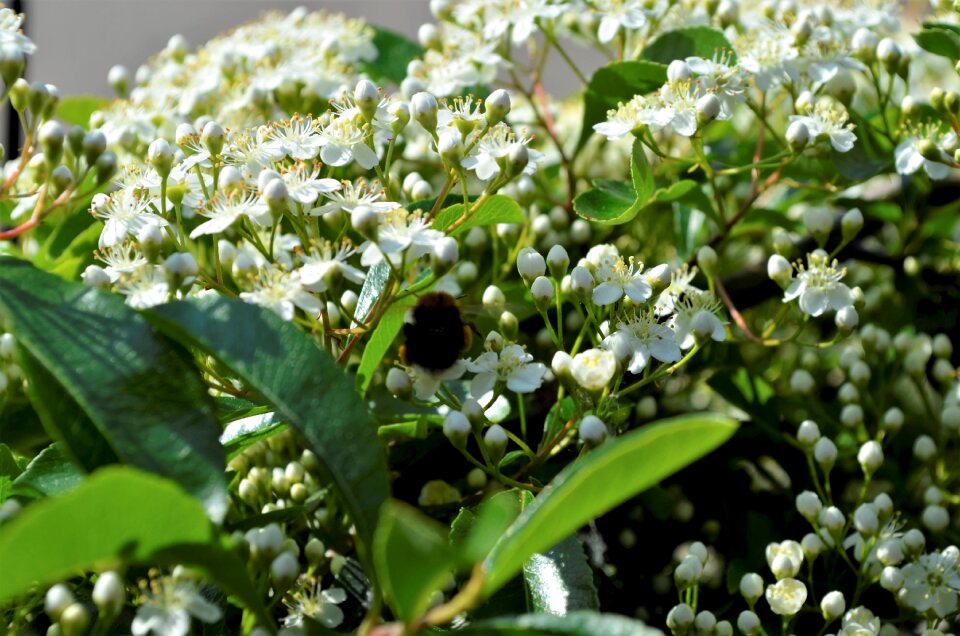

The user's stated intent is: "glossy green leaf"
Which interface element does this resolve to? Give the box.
[145,296,389,568]
[0,259,227,519]
[452,489,524,567]
[373,499,455,623]
[357,296,414,395]
[220,412,288,461]
[433,195,525,236]
[55,95,107,129]
[0,465,272,631]
[0,444,21,479]
[481,413,738,596]
[11,443,83,499]
[362,27,425,85]
[524,534,599,615]
[458,611,663,635]
[579,60,667,148]
[573,139,654,225]
[641,27,737,65]
[916,26,960,61]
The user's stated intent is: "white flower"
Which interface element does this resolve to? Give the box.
[190,192,269,239]
[783,252,854,317]
[317,113,379,169]
[461,124,543,181]
[97,243,148,282]
[310,179,400,217]
[116,266,170,309]
[653,265,698,317]
[602,311,681,375]
[281,163,341,205]
[765,540,804,579]
[899,551,960,618]
[240,267,322,321]
[223,128,285,175]
[297,242,365,292]
[895,133,956,181]
[408,362,467,401]
[839,606,880,636]
[360,209,444,267]
[592,255,652,306]
[262,115,323,160]
[764,578,807,616]
[737,26,799,91]
[686,52,744,118]
[480,0,564,45]
[671,294,727,349]
[131,577,222,636]
[788,99,857,153]
[92,191,169,249]
[594,94,674,140]
[571,348,618,392]
[466,343,547,397]
[283,580,347,629]
[592,0,651,43]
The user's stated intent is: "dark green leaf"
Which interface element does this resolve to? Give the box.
[458,611,663,635]
[220,412,288,461]
[641,27,737,65]
[433,195,525,236]
[481,414,738,596]
[0,444,21,479]
[915,26,960,61]
[574,139,657,225]
[373,499,455,623]
[579,61,667,148]
[362,27,425,85]
[452,489,524,566]
[0,259,227,518]
[524,535,599,615]
[357,296,414,396]
[145,296,389,568]
[11,443,83,499]
[0,465,272,632]
[55,95,107,129]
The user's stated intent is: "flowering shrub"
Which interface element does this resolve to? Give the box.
[0,0,958,635]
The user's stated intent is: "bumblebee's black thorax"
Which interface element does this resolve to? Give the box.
[402,292,469,372]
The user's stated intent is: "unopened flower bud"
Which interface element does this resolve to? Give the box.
[796,490,822,521]
[44,584,75,621]
[814,437,837,469]
[201,121,225,156]
[854,503,879,536]
[164,252,199,287]
[39,120,65,168]
[546,244,569,278]
[531,276,554,311]
[351,204,379,239]
[95,151,118,185]
[82,130,106,166]
[92,571,125,615]
[820,591,845,620]
[485,89,512,126]
[696,245,717,277]
[82,264,111,289]
[147,138,174,178]
[579,415,607,447]
[270,552,299,588]
[835,306,859,333]
[786,120,810,152]
[740,573,763,605]
[0,43,25,87]
[696,93,721,125]
[790,369,815,394]
[506,143,529,177]
[386,368,412,400]
[484,424,508,463]
[354,79,380,120]
[667,60,692,82]
[411,92,439,134]
[797,420,820,447]
[914,434,937,461]
[738,611,761,635]
[517,247,546,283]
[876,38,902,72]
[570,265,594,299]
[923,505,950,532]
[767,254,792,285]
[59,603,90,636]
[666,603,695,630]
[880,565,903,591]
[437,130,463,163]
[107,64,129,97]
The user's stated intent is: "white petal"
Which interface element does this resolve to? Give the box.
[470,372,497,398]
[506,363,546,394]
[352,143,379,170]
[624,278,653,303]
[799,288,828,317]
[321,144,351,167]
[592,283,624,306]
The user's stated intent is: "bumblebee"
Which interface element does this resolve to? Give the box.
[400,291,472,373]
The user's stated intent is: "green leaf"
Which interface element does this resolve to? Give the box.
[573,139,658,225]
[524,534,599,615]
[480,413,738,596]
[11,443,83,499]
[641,27,738,65]
[579,60,667,148]
[0,259,227,519]
[220,412,288,461]
[0,444,21,479]
[452,489,524,567]
[433,195,525,236]
[373,499,455,623]
[0,465,272,631]
[915,26,960,61]
[145,296,389,569]
[357,296,414,396]
[457,611,663,635]
[362,27,425,85]
[55,95,107,128]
